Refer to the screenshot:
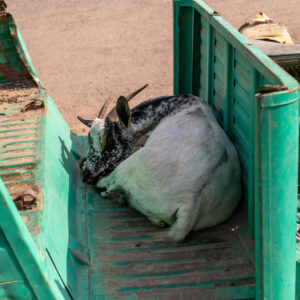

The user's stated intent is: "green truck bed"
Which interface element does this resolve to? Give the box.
[0,1,299,299]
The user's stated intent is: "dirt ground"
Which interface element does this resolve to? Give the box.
[8,0,300,134]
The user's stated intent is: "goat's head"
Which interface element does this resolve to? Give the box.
[77,84,148,184]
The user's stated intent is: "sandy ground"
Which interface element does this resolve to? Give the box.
[8,0,300,134]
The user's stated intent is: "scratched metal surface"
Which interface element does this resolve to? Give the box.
[2,1,300,298]
[0,6,256,298]
[0,82,45,239]
[84,167,255,299]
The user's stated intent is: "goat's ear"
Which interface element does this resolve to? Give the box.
[77,116,93,128]
[116,96,131,128]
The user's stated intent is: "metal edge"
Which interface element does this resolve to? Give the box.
[176,0,300,90]
[0,179,64,299]
[7,13,42,87]
[254,92,299,299]
[257,88,300,108]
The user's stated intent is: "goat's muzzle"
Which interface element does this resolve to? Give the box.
[79,159,99,185]
[97,186,107,194]
[81,169,99,185]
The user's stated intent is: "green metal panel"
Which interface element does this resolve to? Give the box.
[0,77,89,299]
[0,179,68,299]
[173,0,300,299]
[178,6,194,94]
[254,90,299,300]
[0,281,35,300]
[0,12,72,300]
[0,15,39,85]
[192,10,201,96]
[173,0,180,95]
[0,1,299,299]
[0,229,36,299]
[199,14,208,101]
[7,14,41,86]
[41,96,89,299]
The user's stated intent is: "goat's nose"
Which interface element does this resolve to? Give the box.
[81,167,91,177]
[79,157,87,170]
[98,186,107,194]
[82,173,99,185]
[81,169,92,183]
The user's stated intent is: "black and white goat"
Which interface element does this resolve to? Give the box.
[78,85,241,242]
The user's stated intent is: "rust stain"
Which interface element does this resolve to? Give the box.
[21,99,44,112]
[0,0,7,17]
[0,164,35,173]
[257,84,288,94]
[8,17,41,88]
[0,80,45,239]
[35,225,41,235]
[0,62,29,82]
[13,190,38,211]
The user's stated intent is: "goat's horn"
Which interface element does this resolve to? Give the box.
[126,84,149,101]
[98,95,113,118]
[106,84,149,122]
[77,116,94,128]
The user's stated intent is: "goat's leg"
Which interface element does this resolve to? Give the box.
[99,189,127,205]
[153,198,200,242]
[97,177,127,205]
[97,173,118,197]
[147,215,168,228]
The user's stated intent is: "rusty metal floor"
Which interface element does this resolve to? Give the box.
[0,86,255,299]
[0,81,46,242]
[84,181,255,299]
[0,81,255,299]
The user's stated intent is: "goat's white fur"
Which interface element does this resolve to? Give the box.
[97,102,241,242]
[91,118,105,133]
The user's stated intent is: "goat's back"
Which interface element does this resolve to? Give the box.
[117,102,239,198]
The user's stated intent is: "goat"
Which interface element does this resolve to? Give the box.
[78,85,241,242]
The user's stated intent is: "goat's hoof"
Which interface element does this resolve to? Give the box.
[116,196,127,205]
[150,218,167,228]
[98,187,107,195]
[156,221,168,228]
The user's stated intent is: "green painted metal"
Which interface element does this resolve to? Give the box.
[41,96,89,299]
[0,228,35,299]
[254,91,299,300]
[7,14,41,87]
[0,180,68,299]
[0,12,72,300]
[173,0,300,299]
[0,1,299,299]
[178,6,194,94]
[0,14,39,85]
